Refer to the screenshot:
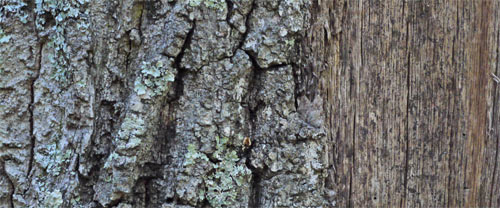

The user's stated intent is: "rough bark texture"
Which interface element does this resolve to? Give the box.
[1,0,330,207]
[0,0,499,208]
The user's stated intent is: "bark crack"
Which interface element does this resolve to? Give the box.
[229,6,273,207]
[8,175,14,208]
[245,49,263,208]
[27,42,43,180]
[138,0,145,39]
[247,162,261,208]
[171,21,196,101]
[225,0,233,23]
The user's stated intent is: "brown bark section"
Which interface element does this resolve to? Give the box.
[305,0,500,207]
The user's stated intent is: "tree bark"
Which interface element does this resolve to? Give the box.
[0,0,499,207]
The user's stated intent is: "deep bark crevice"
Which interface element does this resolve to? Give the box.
[225,0,233,23]
[27,42,44,180]
[157,102,173,164]
[247,160,261,208]
[9,174,14,208]
[200,195,210,207]
[244,46,263,208]
[241,46,289,208]
[137,0,145,41]
[137,175,157,208]
[170,22,195,101]
[77,153,105,206]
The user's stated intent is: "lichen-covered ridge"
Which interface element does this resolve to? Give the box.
[0,0,334,207]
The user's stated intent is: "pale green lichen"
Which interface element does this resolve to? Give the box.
[189,0,226,11]
[43,189,64,208]
[34,0,90,29]
[112,113,147,156]
[206,137,251,207]
[34,0,90,86]
[184,137,252,207]
[36,143,72,176]
[134,60,175,99]
[184,144,210,167]
[188,0,203,7]
[285,39,295,47]
[1,0,29,23]
[118,114,146,140]
[0,0,90,87]
[103,152,119,169]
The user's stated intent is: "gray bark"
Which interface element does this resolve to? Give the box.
[0,0,332,207]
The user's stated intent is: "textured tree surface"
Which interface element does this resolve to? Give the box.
[0,0,499,208]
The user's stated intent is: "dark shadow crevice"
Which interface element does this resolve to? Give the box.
[170,21,196,102]
[225,0,233,23]
[27,41,44,180]
[244,45,264,208]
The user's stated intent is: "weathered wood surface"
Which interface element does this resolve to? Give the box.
[303,0,500,207]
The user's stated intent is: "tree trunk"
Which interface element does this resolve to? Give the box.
[0,0,499,207]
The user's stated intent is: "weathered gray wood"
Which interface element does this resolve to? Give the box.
[306,0,500,207]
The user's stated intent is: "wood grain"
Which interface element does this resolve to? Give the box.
[303,0,500,206]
